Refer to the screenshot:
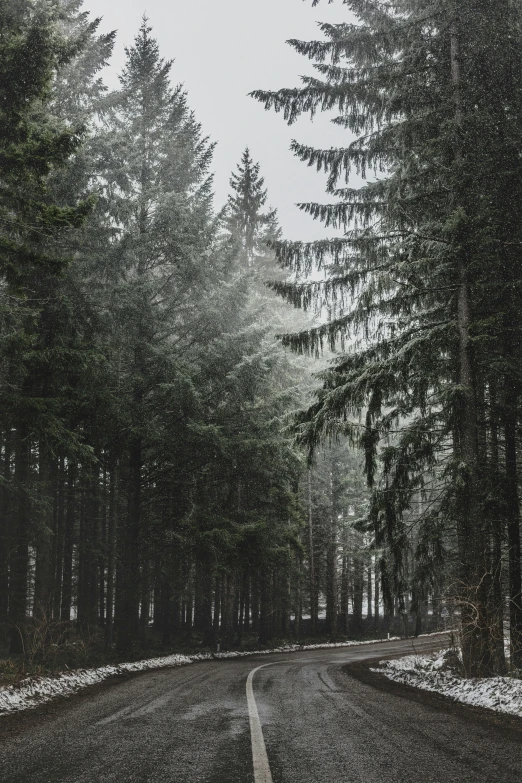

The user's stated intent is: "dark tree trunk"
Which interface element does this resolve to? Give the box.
[52,456,66,620]
[78,468,100,632]
[33,439,53,619]
[105,460,117,649]
[213,575,221,640]
[325,533,338,636]
[351,557,364,635]
[367,566,373,621]
[0,429,12,644]
[340,553,349,634]
[232,573,240,638]
[9,423,30,654]
[220,572,235,648]
[374,558,380,628]
[488,382,507,673]
[238,573,245,637]
[60,463,76,622]
[503,399,522,668]
[139,554,150,643]
[118,438,142,653]
[307,471,317,635]
[451,17,493,677]
[258,568,272,646]
[250,571,259,633]
[243,570,251,634]
[99,460,108,629]
[194,555,214,644]
[280,571,290,638]
[326,458,340,636]
[294,557,302,638]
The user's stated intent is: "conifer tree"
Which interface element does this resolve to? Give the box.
[0,0,89,286]
[253,0,522,674]
[226,147,280,266]
[96,19,217,652]
[0,0,93,651]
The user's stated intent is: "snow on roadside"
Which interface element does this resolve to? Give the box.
[0,633,443,716]
[214,637,398,659]
[0,653,212,715]
[373,650,522,719]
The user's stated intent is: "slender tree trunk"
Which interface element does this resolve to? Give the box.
[340,553,349,634]
[238,575,245,636]
[325,532,338,636]
[139,554,150,643]
[451,16,493,677]
[9,423,30,654]
[326,522,337,636]
[184,582,193,638]
[118,437,142,653]
[294,556,302,638]
[250,571,259,633]
[258,568,272,645]
[280,571,290,638]
[99,459,108,629]
[221,572,235,648]
[233,572,240,638]
[194,554,214,644]
[0,430,12,644]
[105,460,117,649]
[307,470,317,635]
[503,397,522,668]
[243,571,251,634]
[367,565,373,621]
[78,468,100,632]
[374,557,380,629]
[488,381,507,673]
[213,575,221,640]
[52,456,66,620]
[33,439,53,619]
[326,458,340,636]
[60,463,76,622]
[351,557,364,635]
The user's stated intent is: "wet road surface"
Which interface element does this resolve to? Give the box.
[1,635,521,783]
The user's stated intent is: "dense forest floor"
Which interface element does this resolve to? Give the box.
[0,633,449,718]
[0,620,436,687]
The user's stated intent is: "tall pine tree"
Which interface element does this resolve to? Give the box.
[253,0,522,674]
[0,0,92,651]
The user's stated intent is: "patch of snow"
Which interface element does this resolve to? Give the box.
[0,653,212,716]
[0,632,444,717]
[372,650,522,719]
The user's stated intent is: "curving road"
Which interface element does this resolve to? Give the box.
[1,635,521,783]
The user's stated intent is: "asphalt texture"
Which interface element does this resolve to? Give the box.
[0,635,521,783]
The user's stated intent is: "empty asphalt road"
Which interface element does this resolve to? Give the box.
[1,635,521,783]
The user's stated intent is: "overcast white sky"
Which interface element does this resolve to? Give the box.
[83,0,358,240]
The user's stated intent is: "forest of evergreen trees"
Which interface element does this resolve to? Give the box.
[253,0,522,676]
[1,0,521,681]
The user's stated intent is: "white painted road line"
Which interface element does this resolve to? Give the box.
[246,659,315,783]
[246,664,274,783]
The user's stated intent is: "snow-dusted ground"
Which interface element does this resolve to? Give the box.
[0,653,214,715]
[373,650,522,719]
[0,634,429,716]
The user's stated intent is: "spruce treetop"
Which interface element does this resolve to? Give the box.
[227,147,279,264]
[118,17,173,120]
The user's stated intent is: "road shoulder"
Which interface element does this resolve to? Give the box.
[344,657,522,738]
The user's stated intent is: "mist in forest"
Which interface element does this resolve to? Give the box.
[84,0,354,240]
